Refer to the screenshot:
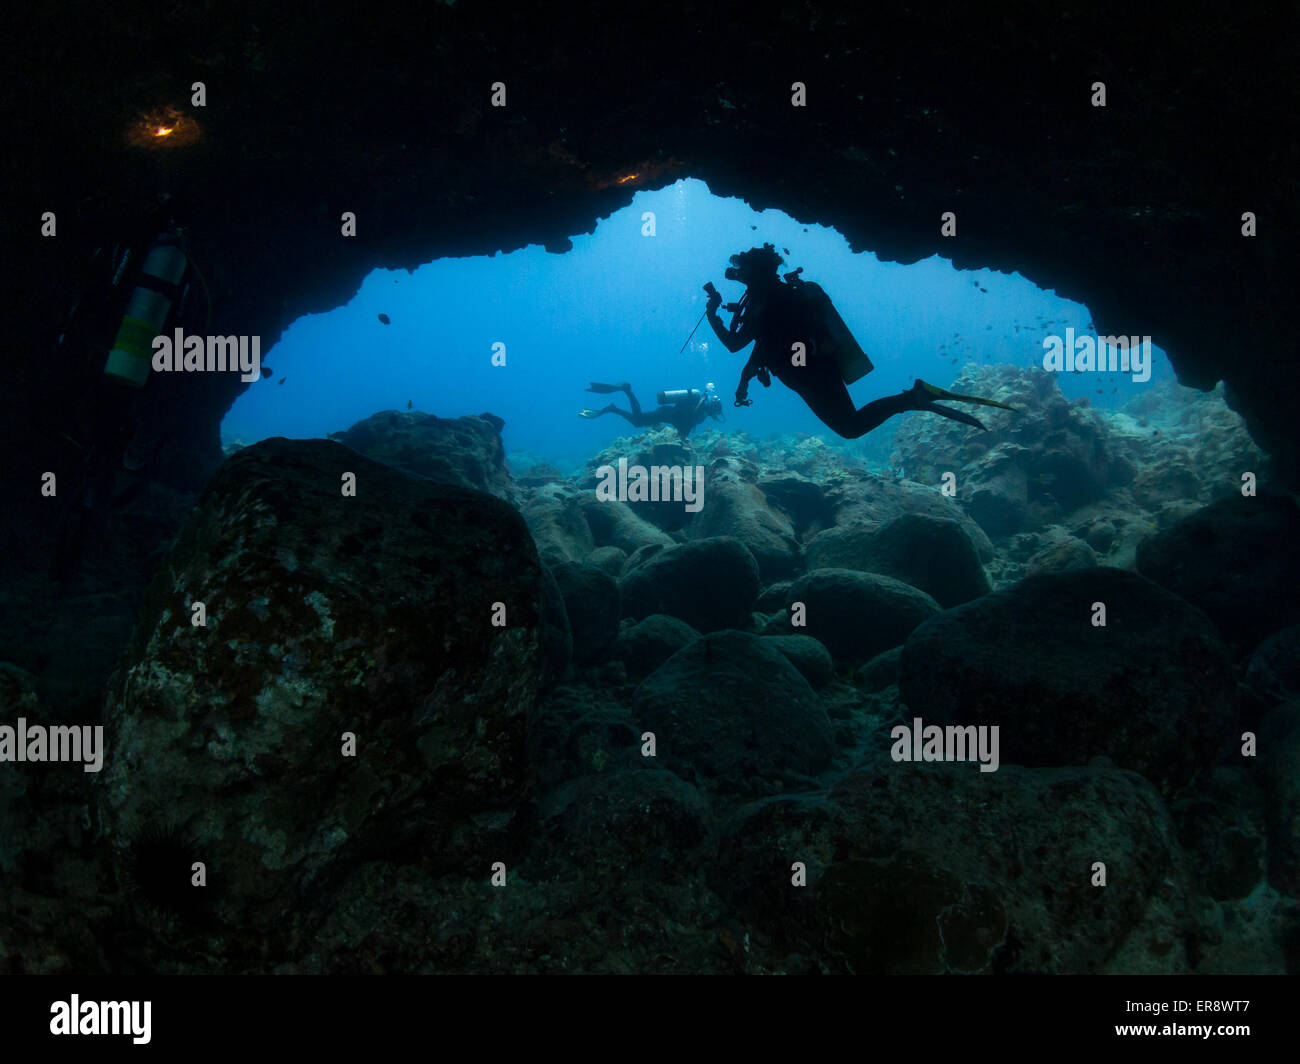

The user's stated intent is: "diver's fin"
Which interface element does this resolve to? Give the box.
[922,402,987,431]
[578,408,600,418]
[914,379,1018,412]
[585,382,629,394]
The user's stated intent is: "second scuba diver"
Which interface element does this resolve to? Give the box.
[579,381,724,439]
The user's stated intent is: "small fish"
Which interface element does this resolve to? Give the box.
[378,313,391,325]
[750,225,757,230]
[260,366,272,379]
[979,287,987,293]
[278,377,286,385]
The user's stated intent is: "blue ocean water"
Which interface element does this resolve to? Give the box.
[222,177,1172,469]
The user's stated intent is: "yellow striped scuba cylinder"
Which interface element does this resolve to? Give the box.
[103,232,188,387]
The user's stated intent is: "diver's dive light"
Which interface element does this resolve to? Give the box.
[104,232,188,387]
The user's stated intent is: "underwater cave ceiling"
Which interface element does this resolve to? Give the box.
[9,2,1299,487]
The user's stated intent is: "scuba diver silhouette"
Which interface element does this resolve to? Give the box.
[580,381,725,439]
[704,244,1013,438]
[49,193,213,579]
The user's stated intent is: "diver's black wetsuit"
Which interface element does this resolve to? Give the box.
[586,384,715,439]
[707,280,918,440]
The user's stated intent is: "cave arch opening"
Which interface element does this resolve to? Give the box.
[222,178,1172,471]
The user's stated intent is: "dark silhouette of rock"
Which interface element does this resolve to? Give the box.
[899,567,1237,790]
[755,580,793,612]
[99,439,549,946]
[758,472,835,536]
[539,565,573,684]
[1137,492,1300,652]
[804,514,990,607]
[338,410,514,501]
[635,631,833,791]
[718,761,1182,973]
[578,495,676,555]
[762,634,835,687]
[550,562,621,664]
[687,476,801,580]
[620,537,760,633]
[520,484,596,567]
[825,474,994,561]
[536,770,712,877]
[1258,704,1300,896]
[586,545,627,578]
[611,614,700,680]
[1170,767,1267,901]
[856,646,904,692]
[1026,534,1099,575]
[1246,626,1300,705]
[780,568,941,664]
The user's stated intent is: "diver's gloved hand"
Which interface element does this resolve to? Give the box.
[705,286,722,314]
[756,367,771,387]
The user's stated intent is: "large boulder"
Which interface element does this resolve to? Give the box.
[338,410,514,501]
[1026,534,1099,575]
[635,631,834,790]
[611,614,700,680]
[718,760,1182,973]
[620,537,760,633]
[586,545,628,578]
[762,634,835,687]
[1170,767,1267,901]
[581,434,699,532]
[549,562,621,664]
[962,443,1032,536]
[1258,704,1300,897]
[758,472,835,536]
[899,567,1237,790]
[520,483,596,566]
[98,439,549,947]
[534,769,712,879]
[1136,491,1300,652]
[0,664,100,901]
[578,495,676,555]
[781,568,941,664]
[686,477,801,580]
[1246,626,1300,705]
[825,473,995,562]
[804,514,989,607]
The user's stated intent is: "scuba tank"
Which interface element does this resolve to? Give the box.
[782,267,874,385]
[657,388,702,406]
[103,230,190,387]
